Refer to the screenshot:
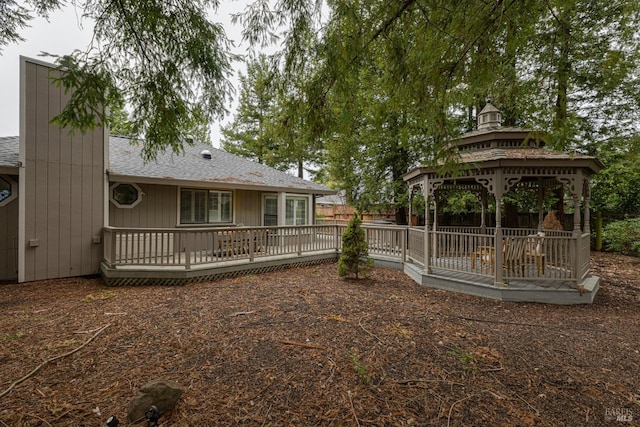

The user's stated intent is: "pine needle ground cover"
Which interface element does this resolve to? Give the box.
[0,252,638,425]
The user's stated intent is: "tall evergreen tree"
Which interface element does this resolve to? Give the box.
[221,55,282,168]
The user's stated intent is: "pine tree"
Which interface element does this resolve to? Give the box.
[338,213,374,279]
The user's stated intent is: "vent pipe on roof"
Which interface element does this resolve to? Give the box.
[201,149,212,160]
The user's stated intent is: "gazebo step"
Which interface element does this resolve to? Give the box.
[403,262,600,305]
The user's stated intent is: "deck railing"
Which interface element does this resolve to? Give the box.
[103,225,340,269]
[103,224,588,285]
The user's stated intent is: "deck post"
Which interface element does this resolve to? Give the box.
[110,228,117,266]
[184,231,191,270]
[249,229,255,262]
[111,231,122,265]
[297,227,302,255]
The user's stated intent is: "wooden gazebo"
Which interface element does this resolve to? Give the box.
[402,103,604,304]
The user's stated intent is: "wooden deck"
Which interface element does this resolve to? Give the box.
[100,225,601,304]
[101,250,339,286]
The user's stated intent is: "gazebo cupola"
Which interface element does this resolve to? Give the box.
[476,100,502,130]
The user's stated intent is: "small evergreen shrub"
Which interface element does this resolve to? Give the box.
[338,213,374,279]
[603,218,640,256]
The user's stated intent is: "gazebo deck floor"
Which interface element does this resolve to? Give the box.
[404,259,600,305]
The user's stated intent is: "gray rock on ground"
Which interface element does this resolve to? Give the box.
[127,379,183,421]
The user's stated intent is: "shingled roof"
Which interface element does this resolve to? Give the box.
[0,135,334,194]
[0,136,20,170]
[108,136,333,194]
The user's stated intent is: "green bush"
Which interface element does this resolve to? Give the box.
[602,218,640,256]
[338,213,374,279]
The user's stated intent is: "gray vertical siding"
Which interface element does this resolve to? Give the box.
[108,186,263,227]
[236,189,261,226]
[109,183,178,227]
[20,58,105,282]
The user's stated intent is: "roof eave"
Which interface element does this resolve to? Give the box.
[0,165,20,174]
[106,172,336,195]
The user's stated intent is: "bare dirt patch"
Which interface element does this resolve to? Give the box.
[1,251,639,426]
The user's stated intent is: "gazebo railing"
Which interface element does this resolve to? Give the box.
[406,228,586,285]
[408,228,425,264]
[431,231,496,276]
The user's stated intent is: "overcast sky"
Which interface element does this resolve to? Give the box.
[0,1,255,147]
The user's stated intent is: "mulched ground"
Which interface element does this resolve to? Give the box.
[0,251,639,426]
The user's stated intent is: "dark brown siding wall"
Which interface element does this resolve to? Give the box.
[0,178,19,281]
[21,59,105,282]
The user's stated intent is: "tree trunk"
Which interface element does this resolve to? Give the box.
[395,206,408,225]
[504,201,519,228]
[553,7,572,150]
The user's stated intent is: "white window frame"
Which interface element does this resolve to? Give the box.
[285,195,309,226]
[262,193,312,226]
[0,175,17,207]
[179,188,234,225]
[109,182,143,209]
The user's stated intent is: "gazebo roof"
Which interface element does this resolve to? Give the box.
[457,147,603,171]
[404,103,604,182]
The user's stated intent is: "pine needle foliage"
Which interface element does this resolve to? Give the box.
[338,213,373,279]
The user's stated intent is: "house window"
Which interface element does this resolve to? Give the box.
[263,195,310,226]
[286,196,308,225]
[110,183,143,208]
[263,195,278,226]
[0,175,17,207]
[180,189,233,224]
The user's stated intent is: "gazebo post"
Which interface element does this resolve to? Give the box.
[432,194,439,268]
[569,178,585,287]
[572,176,584,234]
[480,188,487,234]
[494,181,505,286]
[537,179,544,232]
[408,186,413,227]
[573,193,582,234]
[583,179,591,234]
[423,178,431,273]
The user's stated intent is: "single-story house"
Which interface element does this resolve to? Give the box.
[0,57,334,284]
